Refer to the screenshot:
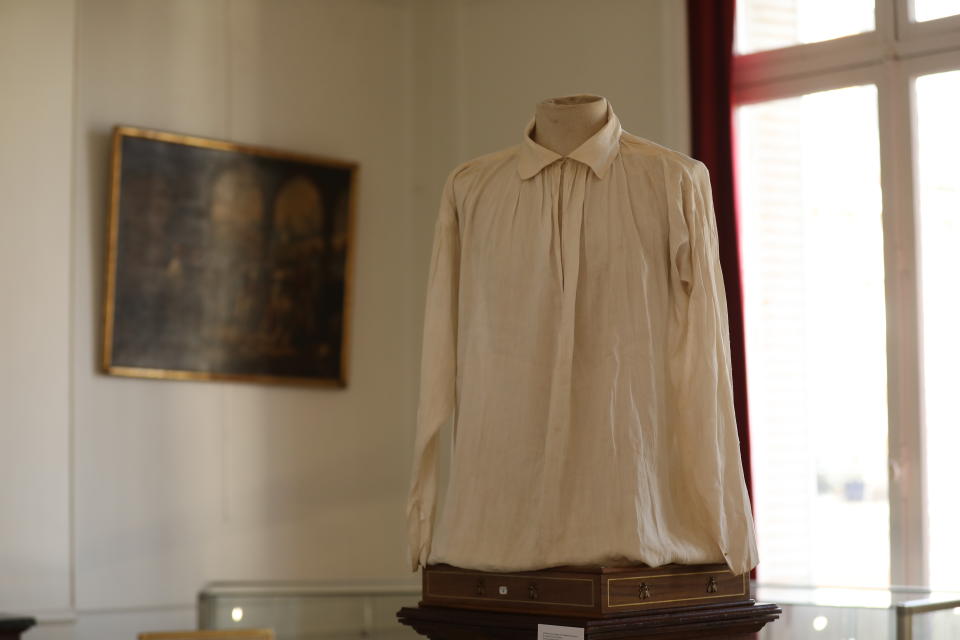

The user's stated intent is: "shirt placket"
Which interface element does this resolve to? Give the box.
[557,158,584,300]
[558,157,568,291]
[540,157,585,535]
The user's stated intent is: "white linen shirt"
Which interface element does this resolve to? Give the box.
[406,100,759,576]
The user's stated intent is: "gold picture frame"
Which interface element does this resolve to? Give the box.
[102,126,358,387]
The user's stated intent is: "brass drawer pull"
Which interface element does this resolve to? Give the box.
[638,582,651,600]
[528,583,539,600]
[706,576,719,593]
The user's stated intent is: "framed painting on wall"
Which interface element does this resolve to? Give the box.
[102,126,358,387]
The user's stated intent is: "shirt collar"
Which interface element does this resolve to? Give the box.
[517,100,623,181]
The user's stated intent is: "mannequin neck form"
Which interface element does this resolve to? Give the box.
[532,94,608,157]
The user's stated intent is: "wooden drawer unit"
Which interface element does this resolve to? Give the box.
[422,563,751,618]
[424,566,597,615]
[606,566,748,611]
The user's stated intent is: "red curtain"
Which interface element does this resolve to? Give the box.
[686,1,753,501]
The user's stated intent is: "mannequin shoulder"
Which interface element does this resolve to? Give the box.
[456,144,519,174]
[443,144,520,190]
[619,131,704,178]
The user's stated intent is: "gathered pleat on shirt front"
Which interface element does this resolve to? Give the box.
[406,101,759,576]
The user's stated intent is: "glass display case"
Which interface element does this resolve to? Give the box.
[199,581,421,640]
[198,580,960,640]
[756,584,960,640]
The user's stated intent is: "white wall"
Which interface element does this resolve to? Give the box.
[410,0,690,250]
[0,1,689,638]
[70,1,418,636]
[0,0,75,619]
[450,0,689,163]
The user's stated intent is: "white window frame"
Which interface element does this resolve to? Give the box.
[731,0,960,588]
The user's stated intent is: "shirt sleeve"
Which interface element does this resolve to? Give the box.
[669,160,759,576]
[406,168,461,572]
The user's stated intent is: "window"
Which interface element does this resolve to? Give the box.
[736,86,888,588]
[915,69,960,590]
[736,0,875,54]
[733,1,960,589]
[912,0,960,22]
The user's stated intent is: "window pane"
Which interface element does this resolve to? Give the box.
[916,69,960,590]
[912,0,960,22]
[735,85,889,588]
[735,0,875,55]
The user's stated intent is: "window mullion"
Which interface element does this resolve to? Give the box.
[877,52,928,588]
[876,0,900,41]
[733,33,885,91]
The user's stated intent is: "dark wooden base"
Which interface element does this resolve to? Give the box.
[0,615,35,640]
[422,563,750,617]
[397,601,781,640]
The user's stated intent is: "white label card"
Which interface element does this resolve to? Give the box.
[537,624,584,640]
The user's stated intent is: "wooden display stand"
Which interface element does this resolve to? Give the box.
[0,615,35,640]
[397,564,779,640]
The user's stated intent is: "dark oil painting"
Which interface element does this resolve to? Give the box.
[102,127,357,386]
